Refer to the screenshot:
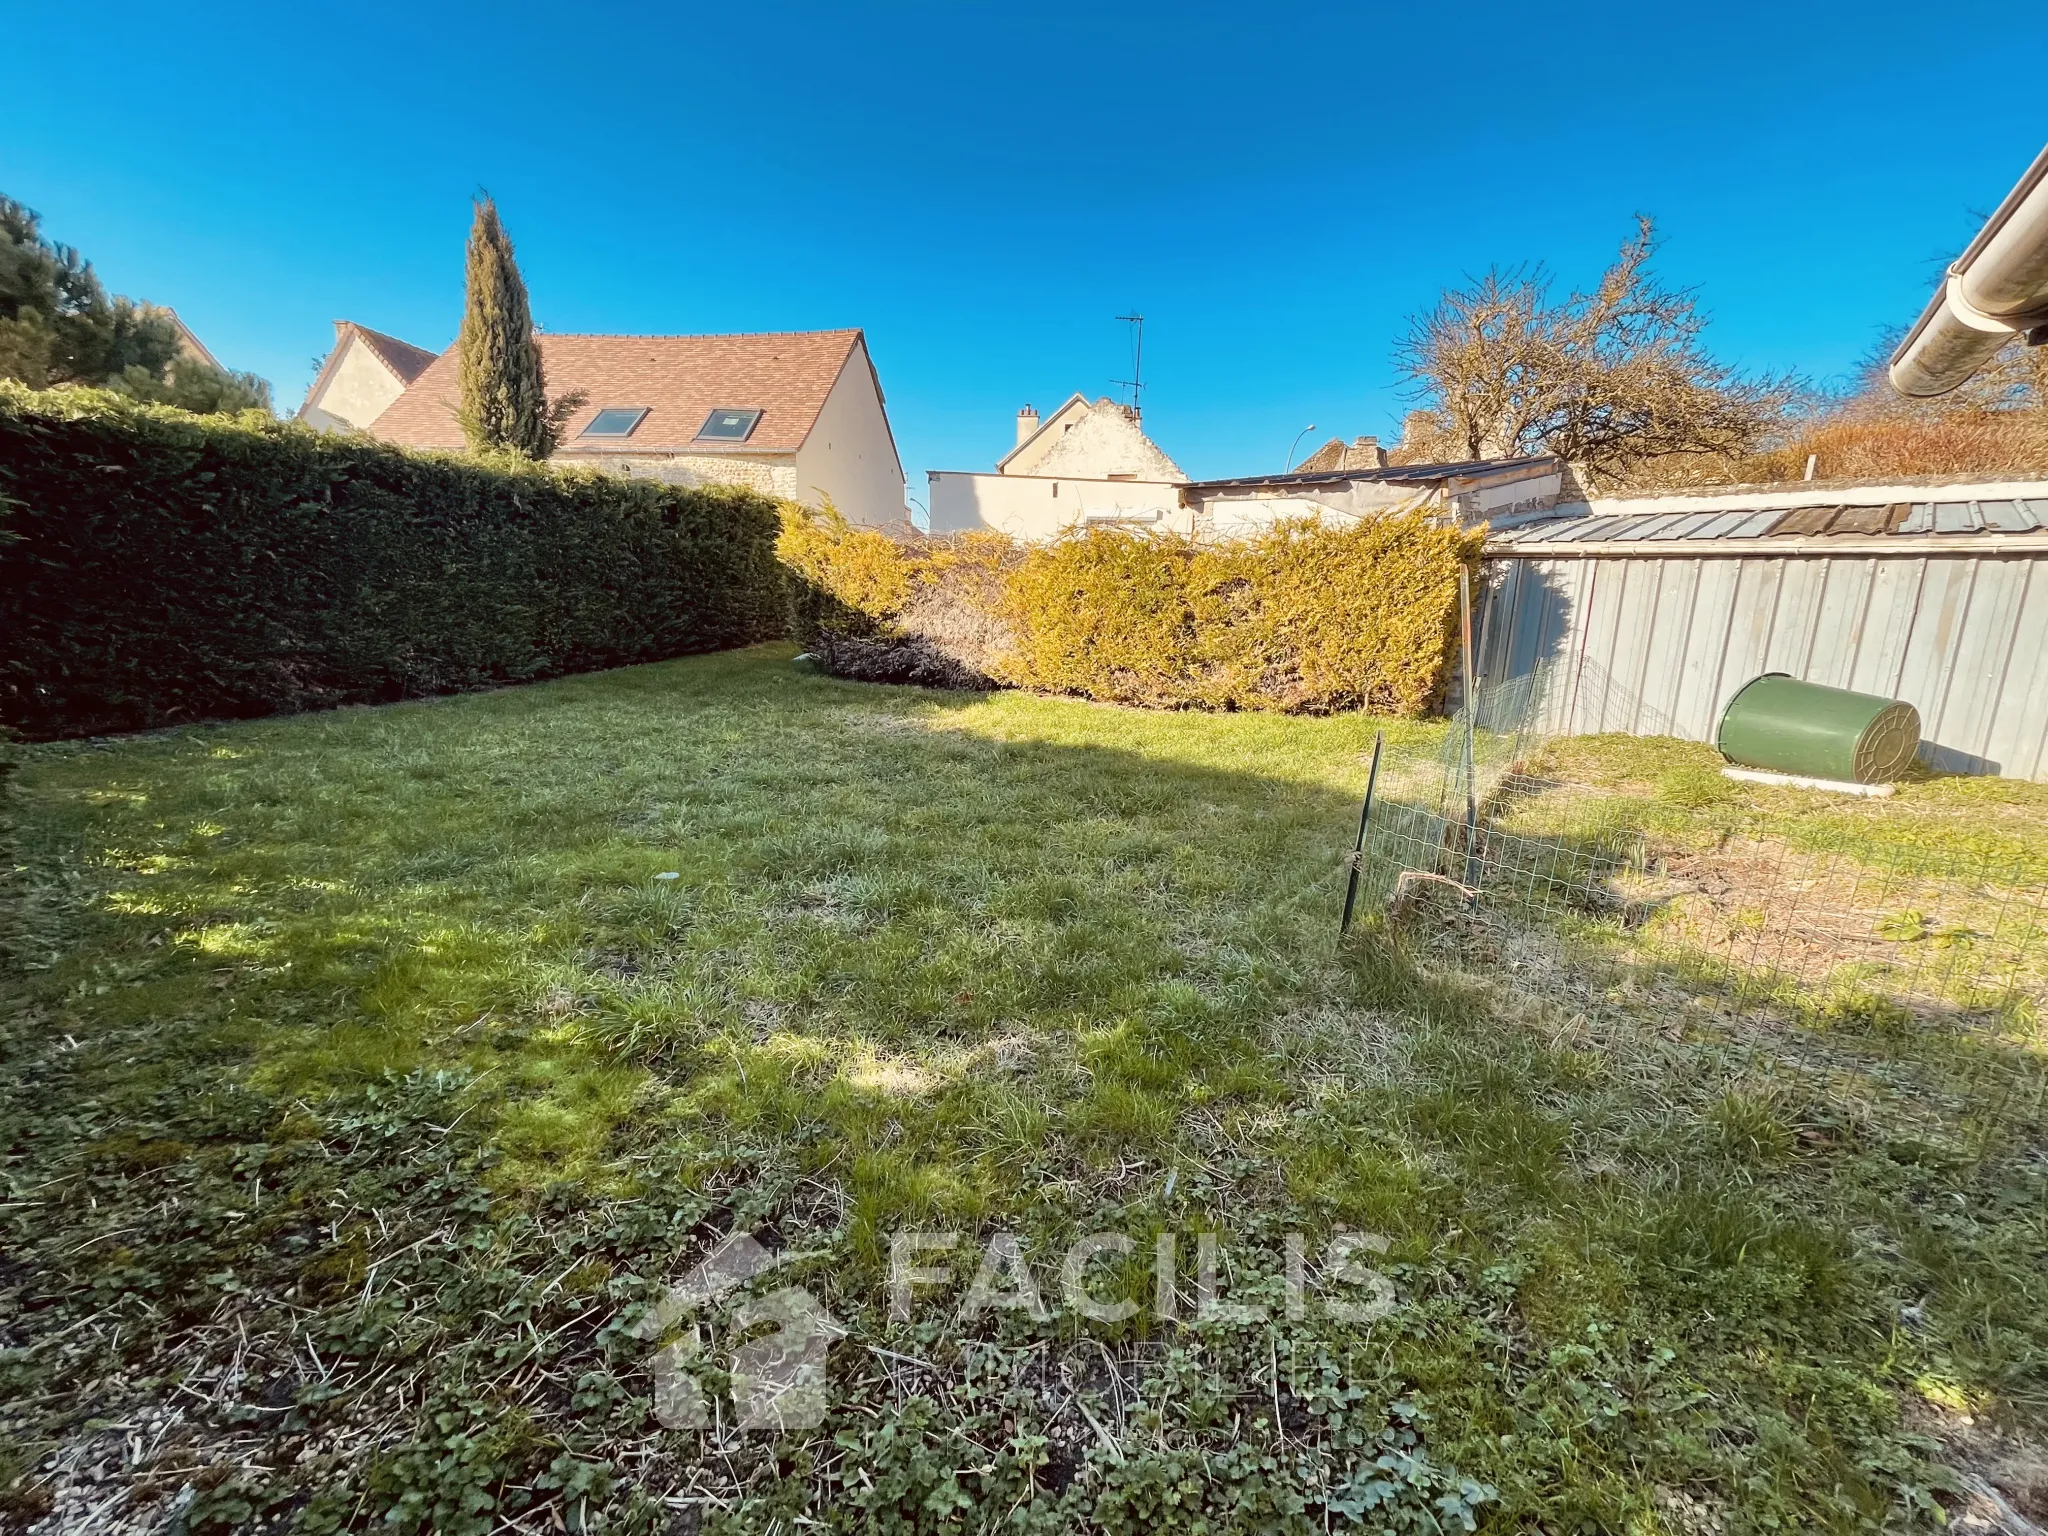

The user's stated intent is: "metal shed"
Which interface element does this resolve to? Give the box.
[1474,479,2048,781]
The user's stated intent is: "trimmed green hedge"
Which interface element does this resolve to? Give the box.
[0,386,788,738]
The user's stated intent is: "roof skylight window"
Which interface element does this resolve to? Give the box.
[695,408,763,442]
[580,407,650,438]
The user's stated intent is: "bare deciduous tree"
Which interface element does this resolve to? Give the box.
[1394,217,1797,487]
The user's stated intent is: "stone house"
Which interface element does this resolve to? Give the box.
[927,394,1188,540]
[928,394,1562,543]
[998,393,1185,480]
[1291,434,1392,474]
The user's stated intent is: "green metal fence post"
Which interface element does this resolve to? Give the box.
[1460,568,1480,895]
[1340,731,1384,936]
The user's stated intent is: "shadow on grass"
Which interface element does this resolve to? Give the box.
[4,645,2046,1530]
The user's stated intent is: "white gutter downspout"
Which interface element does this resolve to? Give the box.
[1889,142,2048,397]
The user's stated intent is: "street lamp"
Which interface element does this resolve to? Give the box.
[1284,424,1317,473]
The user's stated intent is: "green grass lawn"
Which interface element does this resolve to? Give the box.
[4,644,2044,1534]
[1523,732,2048,880]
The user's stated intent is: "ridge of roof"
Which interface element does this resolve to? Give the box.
[996,392,1091,471]
[347,322,440,384]
[160,308,225,373]
[523,327,862,342]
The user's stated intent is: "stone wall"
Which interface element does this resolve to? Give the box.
[570,454,800,500]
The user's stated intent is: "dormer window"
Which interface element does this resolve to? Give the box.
[581,407,650,438]
[695,407,763,442]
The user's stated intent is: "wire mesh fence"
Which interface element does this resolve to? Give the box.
[1356,796,2048,1023]
[1345,660,2048,1108]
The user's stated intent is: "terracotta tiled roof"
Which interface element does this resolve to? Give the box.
[369,329,865,454]
[350,323,440,385]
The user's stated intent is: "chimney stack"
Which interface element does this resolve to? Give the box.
[1016,404,1039,447]
[1349,435,1389,470]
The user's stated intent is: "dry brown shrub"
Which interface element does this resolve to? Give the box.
[1735,411,2048,485]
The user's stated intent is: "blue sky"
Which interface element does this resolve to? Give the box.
[7,1,2045,495]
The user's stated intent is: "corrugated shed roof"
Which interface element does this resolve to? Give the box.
[1491,496,2048,549]
[371,329,865,454]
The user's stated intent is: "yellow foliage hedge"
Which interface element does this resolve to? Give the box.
[777,506,1482,715]
[778,506,916,642]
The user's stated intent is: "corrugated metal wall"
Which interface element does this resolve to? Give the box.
[1477,552,2048,780]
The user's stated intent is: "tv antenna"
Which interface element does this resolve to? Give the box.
[1113,313,1145,418]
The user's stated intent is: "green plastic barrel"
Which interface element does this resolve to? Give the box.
[1716,674,1921,784]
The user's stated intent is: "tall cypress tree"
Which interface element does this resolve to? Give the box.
[456,197,554,458]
